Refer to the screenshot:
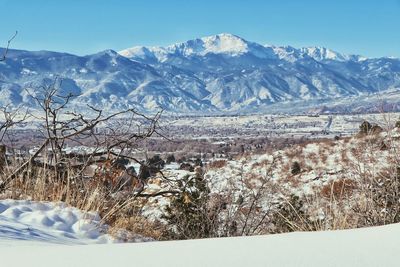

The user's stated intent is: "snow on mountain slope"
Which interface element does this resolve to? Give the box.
[301,46,350,61]
[1,222,399,267]
[0,48,215,113]
[119,34,400,113]
[120,33,359,64]
[1,34,400,114]
[119,33,277,60]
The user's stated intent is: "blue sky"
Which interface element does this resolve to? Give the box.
[0,0,399,57]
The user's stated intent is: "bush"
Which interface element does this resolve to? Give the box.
[370,125,383,135]
[194,158,203,167]
[271,194,307,233]
[166,154,176,164]
[291,161,301,175]
[139,155,166,179]
[359,121,372,135]
[208,160,227,169]
[320,179,356,199]
[162,172,217,239]
[109,216,168,241]
[177,156,186,164]
[179,163,194,172]
[147,154,165,169]
[354,169,400,227]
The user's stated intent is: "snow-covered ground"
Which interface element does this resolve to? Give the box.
[0,199,116,246]
[0,198,398,267]
[0,220,399,267]
[1,118,399,266]
[160,112,400,139]
[1,130,400,266]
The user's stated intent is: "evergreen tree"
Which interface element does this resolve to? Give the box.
[162,171,215,239]
[291,161,301,175]
[359,121,372,134]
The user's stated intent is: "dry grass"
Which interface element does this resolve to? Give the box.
[208,159,228,169]
[285,146,303,160]
[320,179,357,200]
[109,216,168,241]
[308,151,319,166]
[318,146,330,164]
[340,149,350,165]
[0,160,140,233]
[251,159,271,169]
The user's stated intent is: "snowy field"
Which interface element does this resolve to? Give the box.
[0,199,116,246]
[0,205,399,267]
[160,112,400,139]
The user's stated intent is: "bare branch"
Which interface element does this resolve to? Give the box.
[0,31,17,62]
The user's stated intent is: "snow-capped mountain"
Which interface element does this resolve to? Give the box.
[119,33,277,61]
[1,33,400,114]
[0,48,215,113]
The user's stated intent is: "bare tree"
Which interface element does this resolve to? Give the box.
[0,31,17,62]
[0,31,26,173]
[0,78,174,197]
[0,105,28,143]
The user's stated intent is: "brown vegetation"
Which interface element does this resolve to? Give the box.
[208,159,228,169]
[320,179,357,199]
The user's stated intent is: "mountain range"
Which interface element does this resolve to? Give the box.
[1,33,400,115]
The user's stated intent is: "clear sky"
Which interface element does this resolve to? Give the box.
[0,0,399,58]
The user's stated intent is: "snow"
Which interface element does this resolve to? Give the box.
[0,220,399,267]
[301,46,349,61]
[0,199,116,245]
[198,33,249,56]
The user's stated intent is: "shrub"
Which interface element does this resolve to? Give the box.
[194,158,203,167]
[379,141,388,151]
[354,168,400,227]
[177,156,186,164]
[179,163,194,172]
[147,154,165,169]
[291,161,301,175]
[162,172,217,239]
[139,155,166,179]
[271,194,306,233]
[208,160,227,169]
[109,216,168,241]
[370,125,383,135]
[166,154,176,164]
[359,121,372,135]
[320,179,357,199]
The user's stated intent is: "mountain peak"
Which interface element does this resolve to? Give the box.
[92,49,120,58]
[200,33,246,43]
[197,33,248,55]
[164,33,250,57]
[301,46,349,61]
[118,34,370,63]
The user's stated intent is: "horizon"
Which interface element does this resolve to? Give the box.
[0,0,399,58]
[0,32,381,59]
[1,32,398,60]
